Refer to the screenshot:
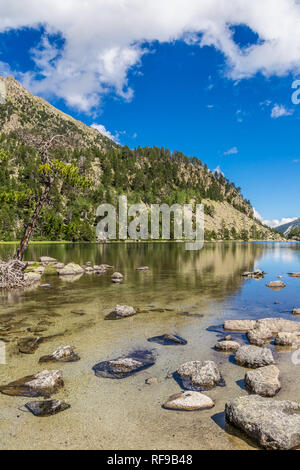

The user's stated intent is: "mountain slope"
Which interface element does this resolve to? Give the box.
[276,218,300,236]
[0,75,283,242]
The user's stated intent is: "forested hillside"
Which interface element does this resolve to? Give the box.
[0,76,282,242]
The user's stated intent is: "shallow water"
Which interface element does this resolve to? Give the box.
[0,241,300,449]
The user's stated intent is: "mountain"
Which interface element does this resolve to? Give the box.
[0,75,283,242]
[276,218,300,236]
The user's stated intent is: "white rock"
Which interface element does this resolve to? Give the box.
[163,391,214,410]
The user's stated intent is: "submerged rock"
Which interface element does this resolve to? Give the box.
[106,305,136,319]
[225,317,300,335]
[0,370,64,397]
[176,360,225,391]
[148,334,187,346]
[266,280,286,289]
[25,399,70,417]
[18,337,43,354]
[163,391,214,411]
[225,395,300,450]
[39,346,80,363]
[244,365,281,397]
[93,350,155,379]
[215,340,240,352]
[58,263,84,276]
[235,345,275,368]
[145,377,158,385]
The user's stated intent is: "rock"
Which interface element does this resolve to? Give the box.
[246,324,273,346]
[136,266,149,271]
[111,272,123,283]
[289,272,300,278]
[24,272,41,283]
[39,256,57,264]
[244,365,281,397]
[145,377,158,385]
[176,360,225,391]
[242,269,264,278]
[222,335,232,341]
[292,308,300,315]
[274,332,300,346]
[163,391,214,411]
[224,319,256,331]
[25,399,70,417]
[18,337,43,354]
[215,340,240,352]
[235,345,275,368]
[53,263,64,269]
[266,280,286,289]
[93,350,155,379]
[39,284,51,288]
[109,305,136,319]
[0,370,64,397]
[58,263,85,276]
[39,345,80,363]
[225,395,300,449]
[84,267,94,273]
[148,334,187,346]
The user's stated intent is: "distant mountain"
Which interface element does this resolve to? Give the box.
[0,75,284,242]
[276,218,300,236]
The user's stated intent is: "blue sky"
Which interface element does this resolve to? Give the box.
[0,1,300,226]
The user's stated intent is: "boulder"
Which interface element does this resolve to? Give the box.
[266,280,286,289]
[176,360,224,391]
[163,391,214,411]
[24,272,41,283]
[93,350,155,379]
[225,395,300,449]
[53,263,64,270]
[58,263,84,276]
[25,399,70,417]
[0,370,64,397]
[224,319,256,331]
[246,324,273,346]
[242,270,264,279]
[84,267,94,273]
[39,256,57,265]
[244,365,281,397]
[292,308,300,315]
[148,334,187,346]
[110,305,136,319]
[111,272,124,283]
[274,332,300,346]
[215,340,240,352]
[235,345,275,368]
[39,345,80,363]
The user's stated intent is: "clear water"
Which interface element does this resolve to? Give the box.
[0,242,300,449]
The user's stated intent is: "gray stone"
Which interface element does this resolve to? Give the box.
[246,324,273,346]
[39,345,80,363]
[274,332,300,346]
[163,391,214,411]
[39,256,57,264]
[235,345,275,368]
[225,395,300,449]
[136,266,149,271]
[93,350,155,379]
[111,272,124,283]
[215,340,240,352]
[177,360,224,391]
[24,272,41,283]
[0,370,64,397]
[58,263,84,276]
[224,319,256,331]
[244,365,281,397]
[25,399,70,417]
[111,305,136,319]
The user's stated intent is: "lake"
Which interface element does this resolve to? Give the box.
[0,241,300,449]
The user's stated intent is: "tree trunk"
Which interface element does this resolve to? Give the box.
[14,185,51,261]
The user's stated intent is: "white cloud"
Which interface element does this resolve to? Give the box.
[254,208,298,228]
[91,124,120,143]
[224,146,238,155]
[2,1,300,110]
[271,104,294,118]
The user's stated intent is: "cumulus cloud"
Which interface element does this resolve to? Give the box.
[254,208,298,228]
[224,146,238,155]
[271,104,294,118]
[2,0,300,110]
[91,124,120,143]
